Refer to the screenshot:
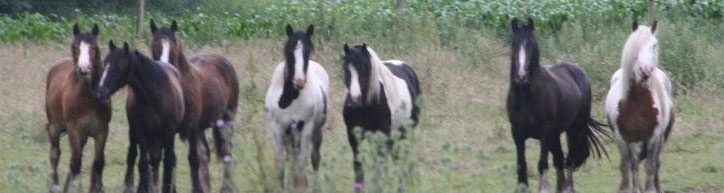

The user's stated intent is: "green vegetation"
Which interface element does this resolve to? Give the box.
[1,0,723,193]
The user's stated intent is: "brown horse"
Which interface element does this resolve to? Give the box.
[45,24,111,193]
[148,20,239,193]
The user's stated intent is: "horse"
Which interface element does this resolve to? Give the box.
[94,41,185,193]
[44,23,111,193]
[605,21,674,193]
[506,18,608,193]
[264,24,329,190]
[341,43,422,191]
[147,20,240,193]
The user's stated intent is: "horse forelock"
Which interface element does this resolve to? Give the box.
[621,26,656,75]
[284,32,312,80]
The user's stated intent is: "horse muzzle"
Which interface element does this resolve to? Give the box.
[293,78,306,89]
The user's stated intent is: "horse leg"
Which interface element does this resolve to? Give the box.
[347,127,364,192]
[270,121,287,191]
[213,123,236,193]
[512,130,528,188]
[537,133,553,193]
[311,124,323,172]
[295,122,319,190]
[137,137,151,193]
[63,128,87,193]
[629,143,642,193]
[644,136,664,193]
[162,137,177,193]
[124,127,139,193]
[47,123,62,193]
[615,132,632,193]
[198,135,212,193]
[149,141,162,193]
[187,133,204,193]
[89,126,108,193]
[550,136,567,193]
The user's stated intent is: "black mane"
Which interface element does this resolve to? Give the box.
[278,24,314,108]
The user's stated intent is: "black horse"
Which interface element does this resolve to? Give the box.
[506,18,607,193]
[96,41,185,193]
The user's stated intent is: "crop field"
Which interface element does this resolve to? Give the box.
[1,0,724,193]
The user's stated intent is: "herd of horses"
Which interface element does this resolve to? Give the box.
[44,17,673,193]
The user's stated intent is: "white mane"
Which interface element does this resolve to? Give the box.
[365,47,399,104]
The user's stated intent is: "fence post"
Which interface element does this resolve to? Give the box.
[136,0,145,40]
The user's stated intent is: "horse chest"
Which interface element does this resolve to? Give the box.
[617,88,659,142]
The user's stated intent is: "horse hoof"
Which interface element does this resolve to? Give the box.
[219,185,236,193]
[353,182,364,192]
[49,185,62,193]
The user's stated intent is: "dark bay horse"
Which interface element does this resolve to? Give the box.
[148,20,239,193]
[605,21,674,193]
[95,41,185,193]
[45,24,111,193]
[264,24,329,190]
[341,44,422,191]
[506,18,607,193]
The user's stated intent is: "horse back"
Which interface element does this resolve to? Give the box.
[188,54,239,128]
[383,61,422,100]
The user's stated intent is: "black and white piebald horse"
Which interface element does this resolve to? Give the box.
[341,44,422,191]
[605,20,674,193]
[264,24,329,190]
[506,18,608,193]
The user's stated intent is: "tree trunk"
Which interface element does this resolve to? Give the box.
[396,0,404,25]
[136,0,145,40]
[648,0,655,22]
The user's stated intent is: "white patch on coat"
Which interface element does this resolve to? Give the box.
[385,60,405,66]
[98,63,110,87]
[77,42,92,72]
[293,40,305,81]
[365,47,415,130]
[160,39,171,63]
[348,65,362,99]
[517,46,527,78]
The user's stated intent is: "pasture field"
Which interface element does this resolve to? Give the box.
[2,1,724,193]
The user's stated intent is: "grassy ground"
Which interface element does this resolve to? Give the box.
[1,20,724,193]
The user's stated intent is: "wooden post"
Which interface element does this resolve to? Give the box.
[397,0,404,25]
[648,0,655,22]
[136,0,145,40]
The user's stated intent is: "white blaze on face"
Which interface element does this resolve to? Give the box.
[517,45,527,78]
[636,37,658,79]
[348,65,361,100]
[160,39,171,63]
[98,63,110,87]
[78,42,92,73]
[293,40,305,82]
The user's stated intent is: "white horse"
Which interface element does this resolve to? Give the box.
[264,24,329,190]
[605,21,675,193]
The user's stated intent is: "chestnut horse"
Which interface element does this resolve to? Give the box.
[96,41,185,193]
[45,24,111,193]
[507,18,607,193]
[147,20,239,193]
[605,21,674,193]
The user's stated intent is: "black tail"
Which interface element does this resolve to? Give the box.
[563,62,609,169]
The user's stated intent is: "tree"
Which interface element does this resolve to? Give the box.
[136,0,145,39]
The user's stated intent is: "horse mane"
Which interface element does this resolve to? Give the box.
[365,47,398,104]
[620,25,655,89]
[171,37,192,72]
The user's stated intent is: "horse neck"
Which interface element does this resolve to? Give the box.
[172,43,192,73]
[129,55,167,102]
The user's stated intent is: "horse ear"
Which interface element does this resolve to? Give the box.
[526,18,534,30]
[91,24,99,36]
[109,40,117,50]
[631,20,638,31]
[360,43,368,53]
[123,42,130,55]
[651,20,658,34]
[73,23,80,36]
[285,24,293,37]
[306,24,314,36]
[343,44,350,54]
[171,20,178,32]
[510,18,519,33]
[150,19,157,34]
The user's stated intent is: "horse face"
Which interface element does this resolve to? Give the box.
[96,41,132,100]
[71,24,100,80]
[284,24,314,89]
[510,18,538,84]
[342,44,372,106]
[634,32,659,82]
[150,20,179,64]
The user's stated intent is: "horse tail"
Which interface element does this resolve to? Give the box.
[564,63,609,169]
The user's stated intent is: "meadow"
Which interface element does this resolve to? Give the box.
[1,0,724,192]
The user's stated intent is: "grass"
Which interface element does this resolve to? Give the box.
[1,16,724,193]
